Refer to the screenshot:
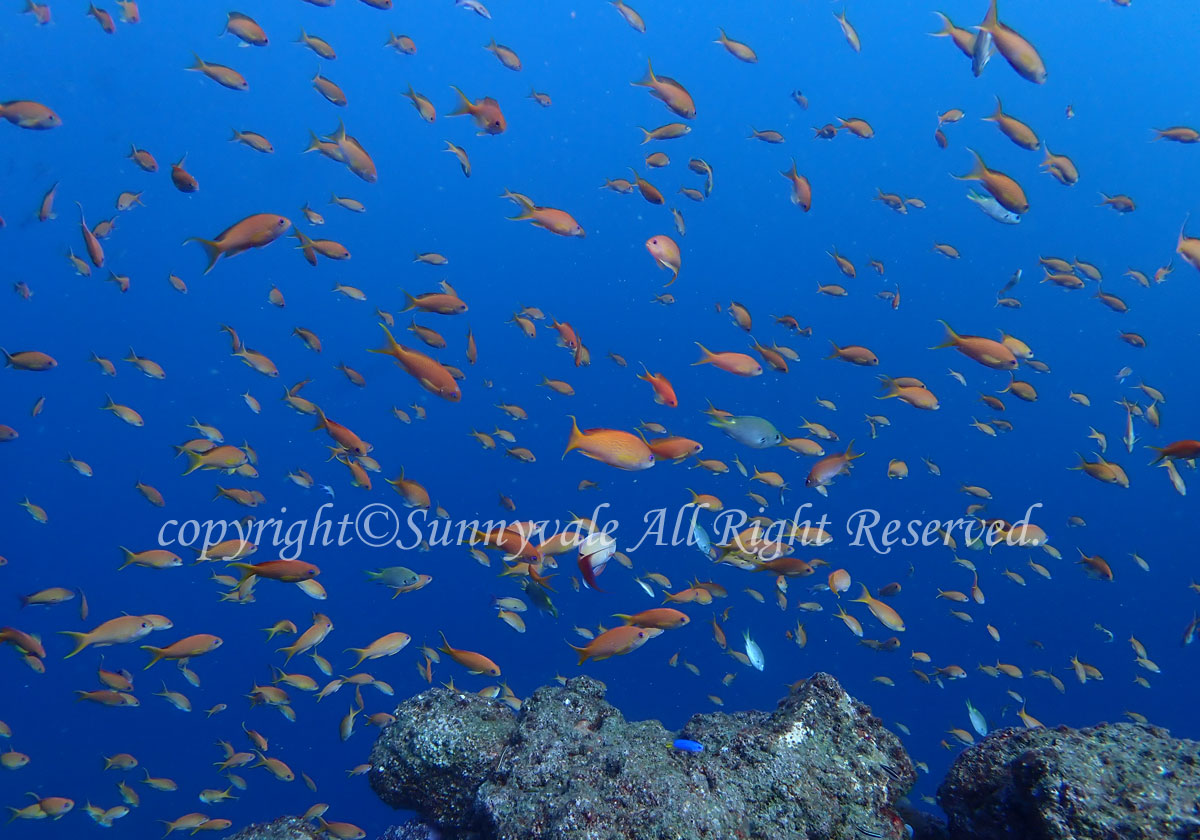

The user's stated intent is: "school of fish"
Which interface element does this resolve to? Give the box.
[1,0,1197,832]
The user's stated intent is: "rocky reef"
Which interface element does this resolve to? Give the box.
[369,672,915,840]
[938,721,1200,839]
[227,817,322,840]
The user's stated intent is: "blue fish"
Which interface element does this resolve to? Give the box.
[672,739,704,753]
[690,522,715,559]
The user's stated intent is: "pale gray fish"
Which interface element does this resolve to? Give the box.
[708,415,783,448]
[966,189,1020,224]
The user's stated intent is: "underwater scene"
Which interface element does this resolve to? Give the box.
[2,0,1199,837]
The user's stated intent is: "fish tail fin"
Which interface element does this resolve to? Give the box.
[344,648,368,669]
[59,631,89,658]
[632,59,656,88]
[638,127,651,144]
[398,290,421,313]
[139,646,165,670]
[692,342,715,366]
[183,237,222,275]
[929,11,954,36]
[178,451,207,476]
[311,405,329,433]
[931,320,960,349]
[302,130,325,154]
[1146,445,1166,466]
[981,0,998,30]
[500,188,535,213]
[952,148,987,181]
[985,96,1003,122]
[187,52,205,71]
[563,415,585,458]
[876,375,899,399]
[447,85,473,116]
[824,340,842,360]
[845,439,863,461]
[567,642,589,666]
[117,546,137,570]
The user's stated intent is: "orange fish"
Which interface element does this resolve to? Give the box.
[806,441,863,488]
[313,406,372,456]
[438,632,501,676]
[184,214,291,274]
[637,365,678,407]
[645,235,680,284]
[0,100,61,129]
[370,324,461,401]
[631,60,695,119]
[781,160,812,211]
[932,321,1018,369]
[954,148,1029,214]
[448,85,505,134]
[570,625,662,664]
[693,343,762,377]
[564,416,655,470]
[503,190,584,237]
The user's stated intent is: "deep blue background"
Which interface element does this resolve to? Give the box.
[1,0,1198,834]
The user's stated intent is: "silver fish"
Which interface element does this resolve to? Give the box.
[708,415,783,448]
[365,566,420,588]
[971,25,994,77]
[966,189,1020,224]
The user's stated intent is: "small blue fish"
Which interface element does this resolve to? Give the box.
[672,738,704,753]
[690,522,715,559]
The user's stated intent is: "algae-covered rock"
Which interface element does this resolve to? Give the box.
[227,817,322,840]
[371,672,914,840]
[369,686,517,834]
[938,721,1200,839]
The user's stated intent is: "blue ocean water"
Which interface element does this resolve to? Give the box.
[1,0,1197,835]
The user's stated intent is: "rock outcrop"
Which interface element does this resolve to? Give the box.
[370,672,914,839]
[938,722,1200,839]
[227,817,322,840]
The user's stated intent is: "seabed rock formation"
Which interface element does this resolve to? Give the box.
[228,688,1200,840]
[368,672,915,840]
[938,721,1200,840]
[228,817,322,840]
